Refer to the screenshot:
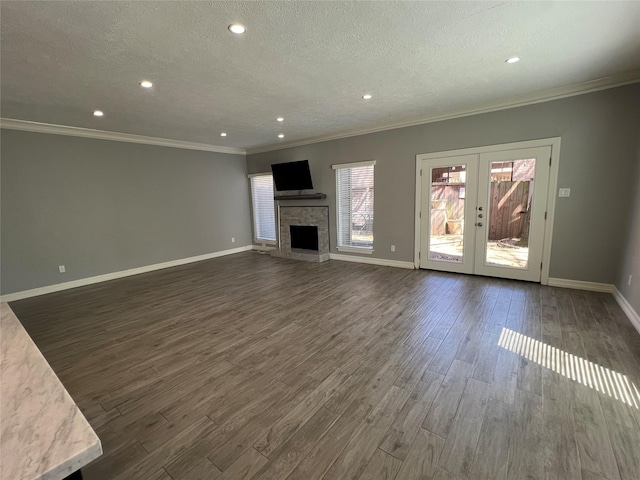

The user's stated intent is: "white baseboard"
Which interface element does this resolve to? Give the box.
[547,278,615,293]
[613,287,640,336]
[0,245,253,302]
[547,278,640,336]
[329,253,415,269]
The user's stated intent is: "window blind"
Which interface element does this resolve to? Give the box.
[250,174,276,242]
[335,164,374,249]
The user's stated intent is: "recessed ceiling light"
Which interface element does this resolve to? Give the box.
[278,134,284,139]
[140,80,153,88]
[228,24,246,34]
[93,110,104,117]
[506,56,520,64]
[220,132,227,137]
[276,117,284,122]
[362,94,372,100]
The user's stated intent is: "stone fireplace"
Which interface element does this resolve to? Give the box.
[271,205,330,262]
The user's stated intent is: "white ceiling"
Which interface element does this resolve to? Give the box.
[2,1,639,152]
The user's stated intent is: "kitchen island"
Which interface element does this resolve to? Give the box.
[0,302,102,480]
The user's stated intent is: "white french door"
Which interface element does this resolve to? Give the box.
[420,154,478,274]
[419,145,552,282]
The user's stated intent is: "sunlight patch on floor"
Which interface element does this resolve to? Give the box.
[498,327,640,409]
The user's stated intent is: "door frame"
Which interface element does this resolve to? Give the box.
[414,137,562,285]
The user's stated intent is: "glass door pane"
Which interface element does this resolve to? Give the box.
[429,165,467,263]
[484,158,535,268]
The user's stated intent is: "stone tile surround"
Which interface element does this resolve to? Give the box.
[271,205,330,262]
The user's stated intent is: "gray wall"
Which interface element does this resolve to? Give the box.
[617,138,640,314]
[1,130,252,294]
[248,83,640,284]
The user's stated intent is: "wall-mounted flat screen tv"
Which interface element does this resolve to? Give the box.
[271,160,314,191]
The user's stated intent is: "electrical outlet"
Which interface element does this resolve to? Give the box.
[58,265,66,273]
[231,237,235,243]
[390,245,396,252]
[629,275,633,287]
[558,188,571,198]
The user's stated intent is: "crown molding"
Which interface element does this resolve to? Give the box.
[0,118,246,155]
[247,70,640,155]
[3,70,638,157]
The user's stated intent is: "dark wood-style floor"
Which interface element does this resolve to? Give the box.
[10,252,640,480]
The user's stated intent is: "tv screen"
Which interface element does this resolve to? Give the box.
[271,160,314,191]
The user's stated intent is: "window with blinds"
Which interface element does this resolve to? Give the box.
[249,174,276,243]
[333,161,375,251]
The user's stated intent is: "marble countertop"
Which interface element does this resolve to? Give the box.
[0,302,102,480]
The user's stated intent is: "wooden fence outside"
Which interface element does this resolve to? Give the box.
[430,184,465,219]
[488,181,530,241]
[430,181,530,241]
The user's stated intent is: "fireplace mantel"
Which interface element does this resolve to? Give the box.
[274,193,327,201]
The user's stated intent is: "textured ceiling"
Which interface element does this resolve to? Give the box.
[1,1,639,151]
